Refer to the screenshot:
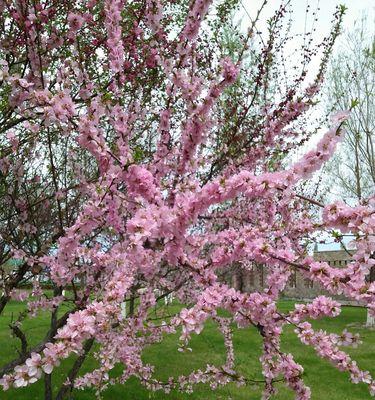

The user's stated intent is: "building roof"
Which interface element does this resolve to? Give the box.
[313,249,353,262]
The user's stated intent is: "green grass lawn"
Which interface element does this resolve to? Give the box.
[0,300,374,399]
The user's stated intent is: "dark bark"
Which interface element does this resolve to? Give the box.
[129,296,135,316]
[44,373,53,400]
[0,262,30,314]
[9,324,28,356]
[0,311,71,378]
[55,338,94,400]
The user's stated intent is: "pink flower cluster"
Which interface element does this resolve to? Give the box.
[296,322,374,392]
[104,0,125,74]
[67,13,84,32]
[180,0,213,41]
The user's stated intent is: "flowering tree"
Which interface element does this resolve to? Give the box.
[0,1,374,399]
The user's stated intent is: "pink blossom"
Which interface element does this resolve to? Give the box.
[67,13,84,31]
[330,110,350,125]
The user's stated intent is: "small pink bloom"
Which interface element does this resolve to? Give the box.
[331,110,350,125]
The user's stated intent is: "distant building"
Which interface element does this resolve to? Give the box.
[228,248,354,300]
[283,248,354,299]
[313,249,353,267]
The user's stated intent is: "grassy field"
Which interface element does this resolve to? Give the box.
[0,300,374,399]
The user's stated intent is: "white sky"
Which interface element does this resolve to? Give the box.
[238,0,374,84]
[239,0,374,34]
[238,0,374,80]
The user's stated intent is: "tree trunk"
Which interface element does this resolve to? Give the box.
[366,311,375,328]
[367,265,375,327]
[129,296,135,317]
[44,373,52,400]
[55,338,94,400]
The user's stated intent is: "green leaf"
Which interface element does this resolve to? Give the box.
[350,98,359,109]
[133,146,144,163]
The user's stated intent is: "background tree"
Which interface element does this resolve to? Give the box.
[324,16,374,202]
[324,16,375,326]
